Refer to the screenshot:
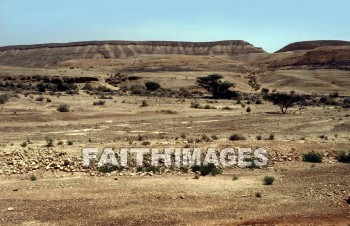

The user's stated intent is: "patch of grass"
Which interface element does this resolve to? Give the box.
[211,134,219,140]
[229,133,246,141]
[255,192,262,198]
[302,151,322,163]
[57,104,70,112]
[232,175,239,181]
[263,176,274,185]
[336,150,350,163]
[269,133,275,140]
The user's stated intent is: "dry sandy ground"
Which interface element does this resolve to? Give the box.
[0,93,350,225]
[0,163,349,225]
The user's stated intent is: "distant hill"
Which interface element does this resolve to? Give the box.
[0,40,265,68]
[276,40,350,53]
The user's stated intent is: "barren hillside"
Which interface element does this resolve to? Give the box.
[276,40,350,52]
[0,40,265,68]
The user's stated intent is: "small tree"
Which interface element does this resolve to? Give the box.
[196,74,236,99]
[145,81,161,91]
[264,91,304,114]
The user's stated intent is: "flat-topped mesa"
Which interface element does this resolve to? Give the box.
[0,40,265,68]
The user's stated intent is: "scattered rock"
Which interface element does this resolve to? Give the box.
[7,207,14,211]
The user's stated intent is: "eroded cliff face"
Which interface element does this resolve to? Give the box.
[0,40,265,68]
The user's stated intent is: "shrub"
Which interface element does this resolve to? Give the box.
[246,106,251,112]
[222,106,233,110]
[130,85,146,95]
[82,83,94,91]
[232,175,239,181]
[269,134,275,140]
[145,81,161,91]
[46,98,52,103]
[140,100,148,107]
[98,163,118,173]
[229,133,246,141]
[67,140,74,145]
[57,140,64,146]
[142,141,151,146]
[302,151,322,163]
[191,163,222,176]
[336,150,350,163]
[57,104,70,112]
[256,135,262,140]
[263,176,274,185]
[211,134,219,140]
[35,96,44,101]
[196,74,236,99]
[46,138,54,147]
[93,100,106,106]
[30,175,37,181]
[255,99,263,104]
[20,141,28,148]
[190,101,200,108]
[0,93,10,104]
[255,192,262,198]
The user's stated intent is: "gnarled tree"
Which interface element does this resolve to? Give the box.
[196,74,237,99]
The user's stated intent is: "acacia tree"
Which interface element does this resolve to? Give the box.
[264,91,304,114]
[196,74,236,99]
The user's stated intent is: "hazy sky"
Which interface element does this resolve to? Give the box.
[1,0,349,52]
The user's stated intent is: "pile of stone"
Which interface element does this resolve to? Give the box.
[0,148,83,175]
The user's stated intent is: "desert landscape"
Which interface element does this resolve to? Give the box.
[0,40,350,225]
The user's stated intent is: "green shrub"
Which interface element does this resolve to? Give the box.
[191,163,222,176]
[142,141,151,146]
[302,151,322,163]
[30,175,37,181]
[263,176,274,185]
[336,150,350,163]
[98,163,119,173]
[0,93,10,104]
[229,133,246,141]
[130,85,146,95]
[145,81,161,91]
[57,104,70,112]
[67,140,74,145]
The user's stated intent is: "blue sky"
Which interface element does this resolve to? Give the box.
[1,0,349,52]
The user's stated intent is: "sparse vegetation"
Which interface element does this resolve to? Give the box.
[93,100,106,106]
[141,100,148,107]
[336,150,350,163]
[191,163,222,176]
[229,133,246,141]
[196,74,237,99]
[145,81,161,91]
[57,104,70,112]
[302,151,322,163]
[30,175,37,181]
[0,93,10,104]
[263,176,274,185]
